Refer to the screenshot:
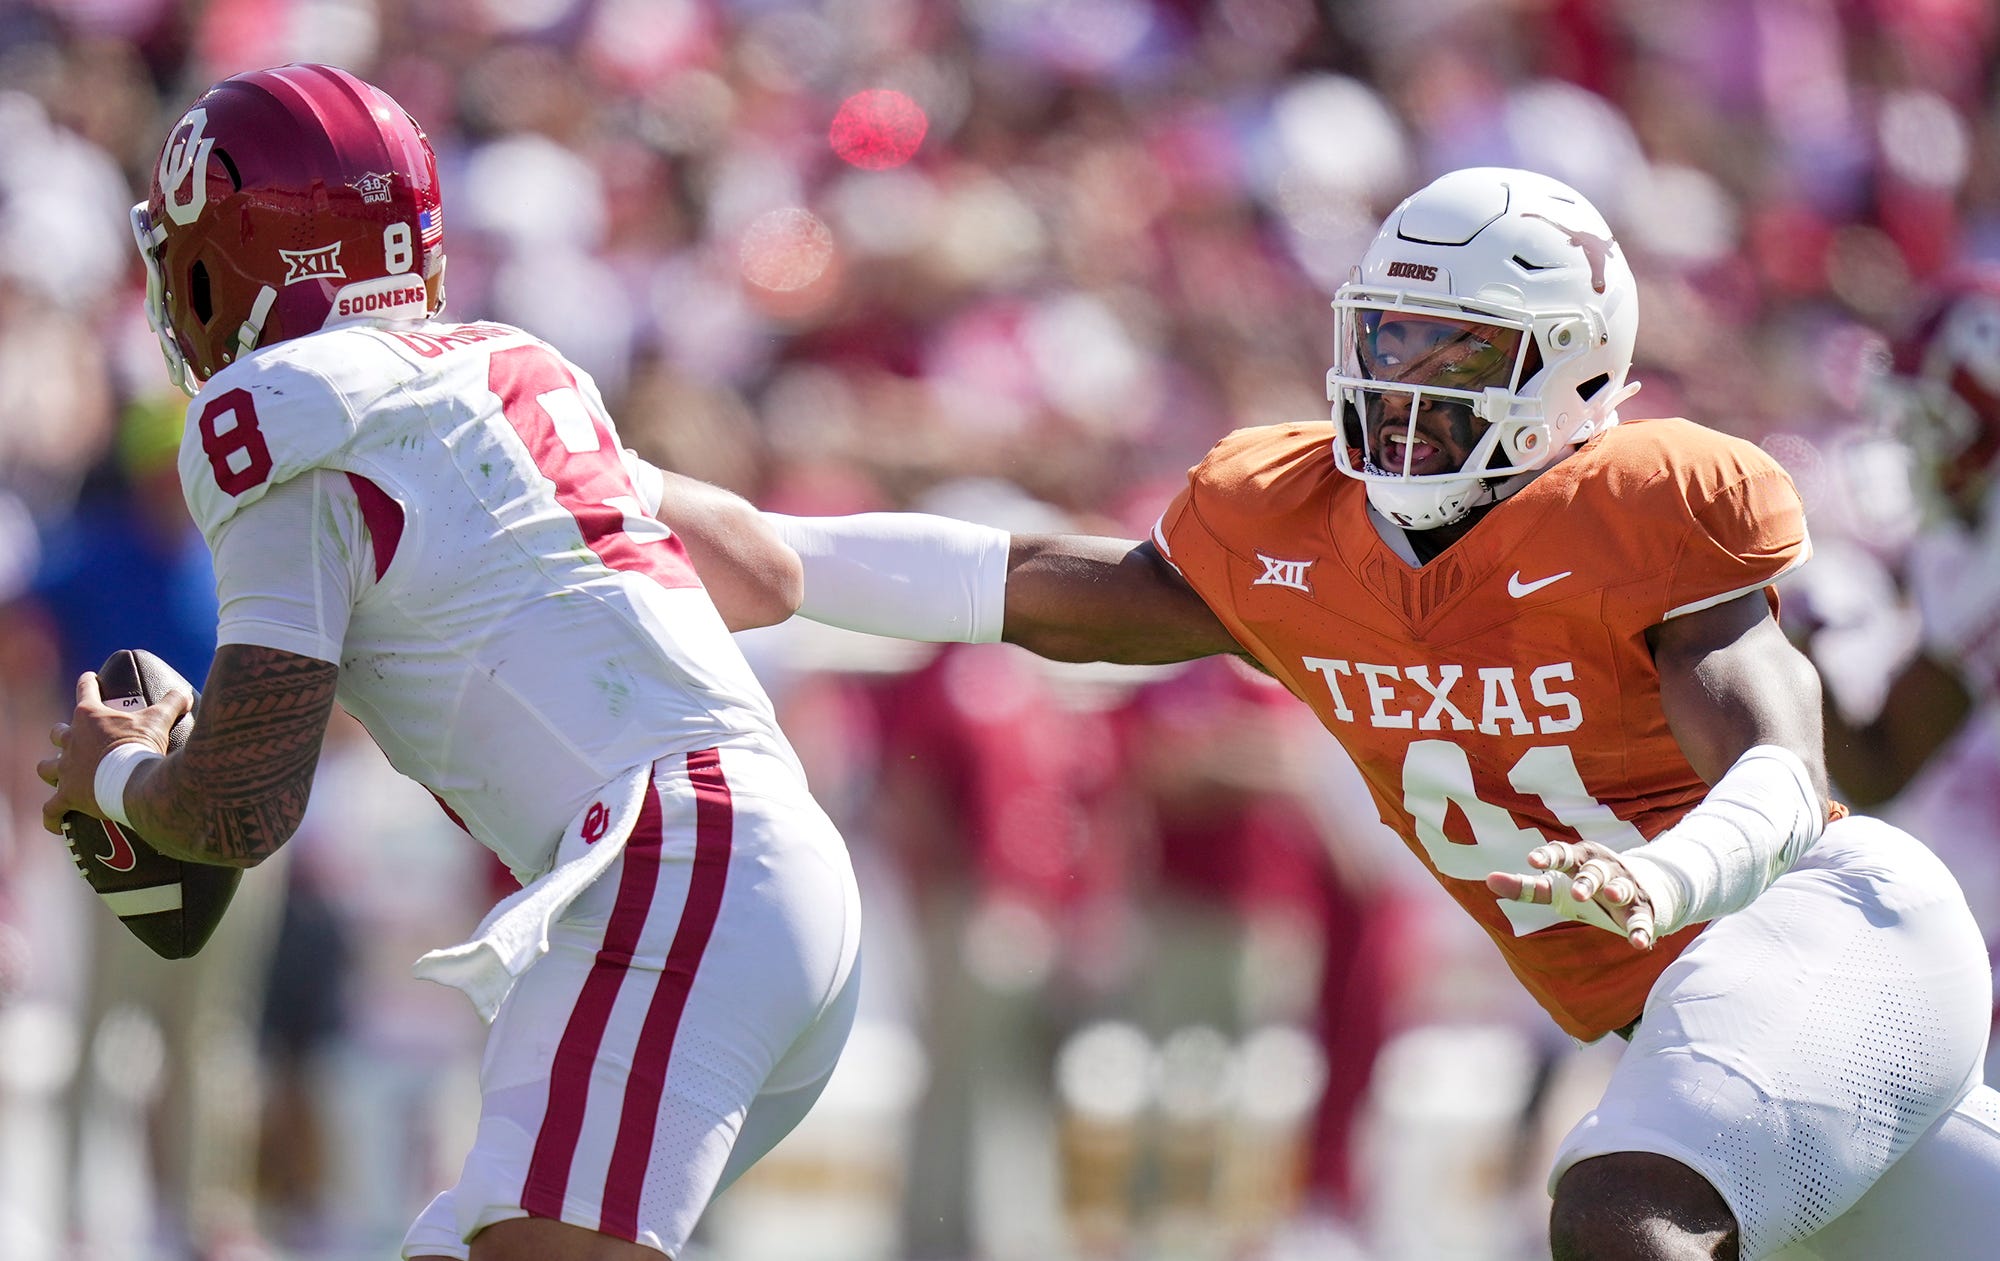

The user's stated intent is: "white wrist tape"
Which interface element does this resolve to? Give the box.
[94,742,164,829]
[1620,745,1824,938]
[763,512,1010,644]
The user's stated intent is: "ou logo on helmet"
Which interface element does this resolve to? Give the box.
[159,108,216,227]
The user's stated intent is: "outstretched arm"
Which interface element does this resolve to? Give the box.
[647,471,803,630]
[765,510,1246,665]
[1002,535,1245,664]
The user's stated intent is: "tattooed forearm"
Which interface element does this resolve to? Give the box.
[124,643,340,867]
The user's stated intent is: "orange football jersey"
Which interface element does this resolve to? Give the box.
[1154,417,1812,1040]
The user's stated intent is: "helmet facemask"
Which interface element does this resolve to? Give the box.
[130,200,190,395]
[130,199,277,397]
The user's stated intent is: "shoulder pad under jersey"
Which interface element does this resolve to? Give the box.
[176,326,416,538]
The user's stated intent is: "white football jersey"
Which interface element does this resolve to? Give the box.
[179,319,802,877]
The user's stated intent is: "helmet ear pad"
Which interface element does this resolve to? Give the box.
[1504,420,1553,464]
[188,259,214,325]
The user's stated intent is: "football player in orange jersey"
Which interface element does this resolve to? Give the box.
[761,168,2000,1259]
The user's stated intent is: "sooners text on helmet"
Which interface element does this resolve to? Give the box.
[337,282,426,319]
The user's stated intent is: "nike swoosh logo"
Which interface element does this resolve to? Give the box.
[98,820,138,873]
[1508,569,1573,598]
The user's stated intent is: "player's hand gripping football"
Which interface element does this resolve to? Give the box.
[1486,840,1659,951]
[37,671,192,836]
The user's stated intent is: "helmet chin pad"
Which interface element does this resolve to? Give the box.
[1364,473,1496,531]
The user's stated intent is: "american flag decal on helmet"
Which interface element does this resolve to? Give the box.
[419,206,443,249]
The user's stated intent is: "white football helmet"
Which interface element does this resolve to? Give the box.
[1327,167,1641,530]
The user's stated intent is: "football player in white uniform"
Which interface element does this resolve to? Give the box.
[1791,272,2000,1084]
[1809,273,2000,812]
[38,64,861,1261]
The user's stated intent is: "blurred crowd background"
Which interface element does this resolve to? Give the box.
[1,0,1997,1259]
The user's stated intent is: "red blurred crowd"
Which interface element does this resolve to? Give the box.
[0,1,1996,1259]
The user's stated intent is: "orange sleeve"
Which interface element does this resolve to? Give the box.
[1153,480,1200,570]
[1152,427,1273,589]
[1154,475,1241,628]
[1662,462,1809,621]
[1152,426,1325,669]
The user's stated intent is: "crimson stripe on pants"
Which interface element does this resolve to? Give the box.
[599,745,734,1240]
[520,772,669,1220]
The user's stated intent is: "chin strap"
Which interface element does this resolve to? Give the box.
[234,285,277,361]
[1571,381,1642,446]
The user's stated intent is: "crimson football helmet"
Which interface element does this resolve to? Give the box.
[1327,167,1640,530]
[131,63,446,395]
[1891,268,2000,522]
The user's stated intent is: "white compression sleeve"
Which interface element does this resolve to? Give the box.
[1619,744,1825,938]
[763,512,1010,644]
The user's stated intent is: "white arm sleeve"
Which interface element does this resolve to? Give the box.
[208,468,368,664]
[1619,744,1825,937]
[762,512,1011,644]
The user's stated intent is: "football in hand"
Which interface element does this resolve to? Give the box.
[60,648,240,959]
